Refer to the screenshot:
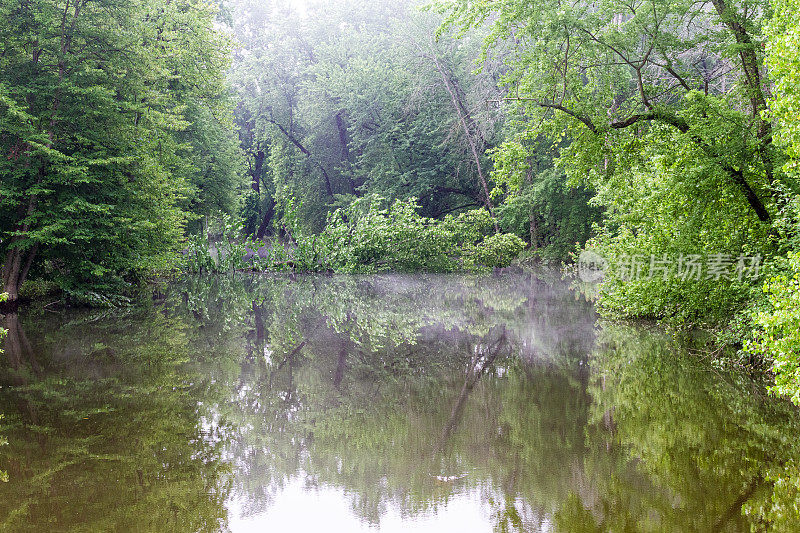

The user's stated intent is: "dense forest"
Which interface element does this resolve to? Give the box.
[1,0,799,402]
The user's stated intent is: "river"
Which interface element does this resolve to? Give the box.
[1,272,798,531]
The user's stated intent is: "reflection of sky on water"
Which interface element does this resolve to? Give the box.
[227,474,550,533]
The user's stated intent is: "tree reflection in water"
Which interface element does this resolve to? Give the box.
[1,272,798,531]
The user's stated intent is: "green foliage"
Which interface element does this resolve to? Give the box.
[598,107,777,324]
[182,196,524,274]
[231,0,507,237]
[577,109,772,324]
[17,279,59,300]
[182,213,262,274]
[491,135,601,260]
[748,252,800,404]
[239,189,263,237]
[767,0,800,179]
[435,0,785,326]
[0,0,239,303]
[181,103,245,227]
[742,0,800,406]
[302,195,524,272]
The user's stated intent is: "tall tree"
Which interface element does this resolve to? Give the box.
[437,0,785,222]
[230,0,508,235]
[0,0,235,307]
[437,0,792,322]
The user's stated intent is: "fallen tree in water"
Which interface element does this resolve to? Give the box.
[182,196,526,274]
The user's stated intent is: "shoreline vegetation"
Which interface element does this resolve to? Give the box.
[182,197,526,275]
[1,0,799,407]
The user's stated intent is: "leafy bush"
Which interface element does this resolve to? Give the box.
[182,213,267,274]
[305,195,524,273]
[576,116,773,326]
[748,252,800,405]
[18,279,60,300]
[181,197,525,274]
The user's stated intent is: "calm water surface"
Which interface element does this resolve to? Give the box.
[1,272,799,532]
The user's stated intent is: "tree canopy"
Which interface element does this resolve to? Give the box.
[0,0,239,306]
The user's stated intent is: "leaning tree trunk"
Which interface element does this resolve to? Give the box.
[256,198,276,240]
[427,50,499,232]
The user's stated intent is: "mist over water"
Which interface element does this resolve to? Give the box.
[1,272,798,531]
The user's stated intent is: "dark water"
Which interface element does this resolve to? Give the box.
[1,273,799,532]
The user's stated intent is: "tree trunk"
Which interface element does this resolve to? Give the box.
[1,245,38,312]
[335,111,359,196]
[251,149,265,195]
[266,118,335,198]
[256,198,277,240]
[709,0,778,205]
[428,52,498,232]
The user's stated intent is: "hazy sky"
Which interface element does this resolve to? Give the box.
[282,0,309,15]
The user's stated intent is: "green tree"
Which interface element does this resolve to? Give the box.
[745,0,800,407]
[749,253,800,404]
[230,0,510,236]
[767,0,800,183]
[436,0,790,323]
[491,135,601,258]
[0,0,236,307]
